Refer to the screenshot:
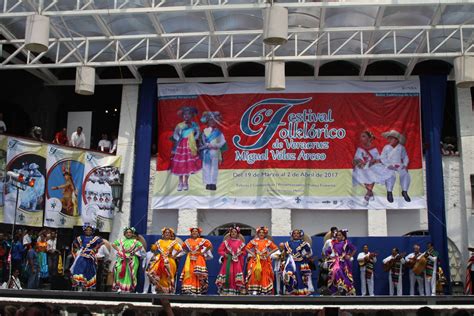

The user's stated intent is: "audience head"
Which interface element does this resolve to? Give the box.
[77,126,83,134]
[416,307,434,316]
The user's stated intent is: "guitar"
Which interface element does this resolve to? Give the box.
[358,252,378,267]
[383,252,407,272]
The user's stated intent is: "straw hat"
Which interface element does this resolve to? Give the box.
[382,129,406,145]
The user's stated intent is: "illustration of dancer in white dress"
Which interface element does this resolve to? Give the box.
[352,130,391,203]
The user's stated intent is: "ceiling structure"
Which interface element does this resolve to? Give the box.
[0,0,473,84]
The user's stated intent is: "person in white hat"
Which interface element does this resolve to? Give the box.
[380,129,411,203]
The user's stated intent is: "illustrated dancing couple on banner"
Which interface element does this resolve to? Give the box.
[169,106,227,192]
[352,129,412,205]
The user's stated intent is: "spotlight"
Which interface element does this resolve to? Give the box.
[75,66,96,95]
[263,6,288,46]
[114,108,118,112]
[105,110,109,114]
[454,56,474,88]
[25,15,50,53]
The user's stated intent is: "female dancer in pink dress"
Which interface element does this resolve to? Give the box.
[215,226,246,295]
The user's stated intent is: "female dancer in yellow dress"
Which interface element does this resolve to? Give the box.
[245,226,278,295]
[180,227,213,294]
[147,227,183,293]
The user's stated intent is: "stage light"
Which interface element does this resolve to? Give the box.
[454,56,474,88]
[114,108,118,112]
[105,110,109,114]
[25,15,50,53]
[75,66,96,95]
[265,60,285,91]
[263,5,288,46]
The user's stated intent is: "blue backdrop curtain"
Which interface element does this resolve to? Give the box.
[130,78,156,235]
[420,75,451,293]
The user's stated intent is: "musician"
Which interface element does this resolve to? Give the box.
[423,242,439,296]
[357,245,377,296]
[405,244,425,296]
[382,248,405,296]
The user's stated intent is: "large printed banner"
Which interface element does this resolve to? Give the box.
[44,145,85,229]
[4,138,46,227]
[153,80,425,210]
[0,135,7,222]
[81,152,121,232]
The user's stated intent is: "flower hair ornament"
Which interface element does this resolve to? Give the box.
[228,225,241,234]
[189,227,203,235]
[177,106,198,117]
[201,111,222,124]
[82,223,96,231]
[256,226,269,235]
[123,226,136,234]
[161,227,175,237]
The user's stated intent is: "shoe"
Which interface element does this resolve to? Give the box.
[210,184,217,191]
[177,183,183,191]
[387,192,394,203]
[183,183,189,191]
[205,184,211,190]
[402,191,411,202]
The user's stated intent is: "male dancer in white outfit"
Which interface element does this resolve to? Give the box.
[200,111,226,191]
[270,243,285,295]
[405,244,425,296]
[142,250,156,294]
[357,245,377,296]
[423,242,438,296]
[381,130,411,203]
[383,248,405,296]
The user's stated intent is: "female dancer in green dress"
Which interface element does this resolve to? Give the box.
[112,227,144,293]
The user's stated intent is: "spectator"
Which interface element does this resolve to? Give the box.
[29,126,44,142]
[0,112,6,134]
[26,241,40,289]
[98,133,111,152]
[8,269,22,289]
[0,232,11,283]
[70,126,86,148]
[22,229,32,246]
[110,134,118,154]
[53,128,69,146]
[11,231,25,272]
[47,230,59,278]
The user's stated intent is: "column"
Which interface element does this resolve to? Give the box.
[271,208,291,236]
[110,84,139,243]
[367,209,387,236]
[177,208,198,235]
[456,87,474,257]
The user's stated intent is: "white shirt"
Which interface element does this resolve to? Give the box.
[96,244,110,260]
[70,131,86,148]
[47,238,57,252]
[98,139,111,151]
[383,254,405,267]
[23,234,31,245]
[357,252,377,268]
[0,120,6,133]
[381,144,409,168]
[110,139,118,154]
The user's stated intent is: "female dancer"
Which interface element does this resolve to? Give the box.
[216,226,246,295]
[282,229,313,295]
[245,226,278,295]
[170,106,201,191]
[352,130,390,203]
[180,227,213,295]
[71,224,103,290]
[147,227,183,293]
[112,227,144,293]
[325,230,357,295]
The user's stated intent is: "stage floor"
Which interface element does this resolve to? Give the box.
[1,290,473,313]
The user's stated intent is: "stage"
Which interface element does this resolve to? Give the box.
[0,290,473,315]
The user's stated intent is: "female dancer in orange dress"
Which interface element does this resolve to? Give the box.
[147,227,183,294]
[180,227,213,294]
[245,226,278,295]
